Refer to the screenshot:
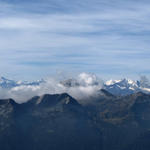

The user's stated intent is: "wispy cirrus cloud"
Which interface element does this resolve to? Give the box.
[0,0,150,80]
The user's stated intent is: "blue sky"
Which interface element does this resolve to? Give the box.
[0,0,150,80]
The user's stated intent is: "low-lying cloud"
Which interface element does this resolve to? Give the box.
[0,73,103,103]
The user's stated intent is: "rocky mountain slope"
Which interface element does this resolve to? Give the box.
[0,90,150,149]
[0,93,101,150]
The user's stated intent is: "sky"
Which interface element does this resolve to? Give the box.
[0,0,150,80]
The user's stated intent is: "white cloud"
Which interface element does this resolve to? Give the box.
[0,73,103,103]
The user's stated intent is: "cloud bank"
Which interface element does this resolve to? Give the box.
[0,73,150,103]
[0,73,103,103]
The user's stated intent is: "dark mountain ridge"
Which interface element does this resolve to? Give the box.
[0,91,150,150]
[0,93,102,150]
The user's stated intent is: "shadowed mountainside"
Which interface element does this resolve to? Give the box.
[1,90,150,150]
[0,93,102,150]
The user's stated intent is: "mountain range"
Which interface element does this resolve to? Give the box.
[0,77,44,88]
[1,90,150,150]
[1,76,150,97]
[104,78,150,95]
[61,76,150,96]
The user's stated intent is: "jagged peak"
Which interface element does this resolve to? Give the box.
[0,98,17,106]
[105,78,137,86]
[30,93,79,106]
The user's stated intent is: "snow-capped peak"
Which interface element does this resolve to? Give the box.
[0,77,45,89]
[0,76,150,96]
[105,78,138,87]
[104,78,141,96]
